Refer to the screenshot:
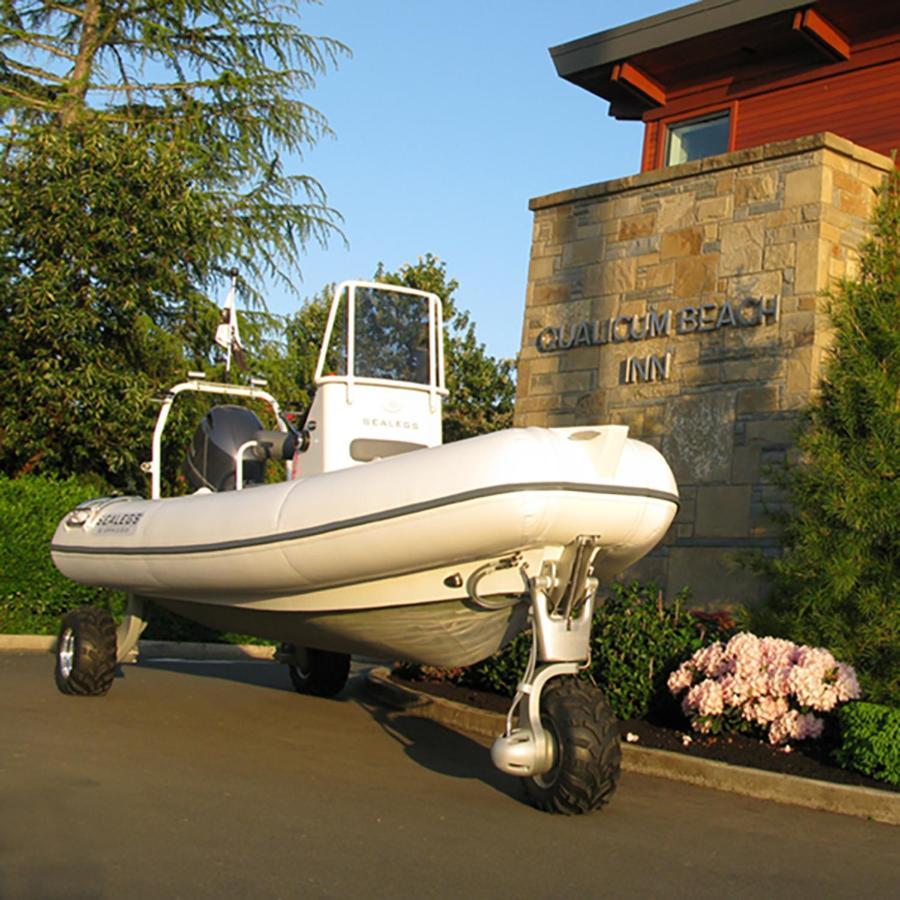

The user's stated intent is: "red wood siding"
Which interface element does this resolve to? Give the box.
[641,121,661,171]
[735,57,900,159]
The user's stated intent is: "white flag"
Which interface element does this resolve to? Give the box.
[214,276,245,371]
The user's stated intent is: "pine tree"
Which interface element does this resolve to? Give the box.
[0,1,346,285]
[0,2,346,486]
[763,168,900,705]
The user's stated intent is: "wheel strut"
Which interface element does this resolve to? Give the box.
[490,536,602,778]
[115,593,148,663]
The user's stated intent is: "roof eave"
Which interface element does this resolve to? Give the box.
[551,0,819,87]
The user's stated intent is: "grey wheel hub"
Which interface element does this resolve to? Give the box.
[58,627,76,679]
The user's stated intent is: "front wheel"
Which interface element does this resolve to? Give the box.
[524,677,621,815]
[55,607,117,696]
[288,647,351,698]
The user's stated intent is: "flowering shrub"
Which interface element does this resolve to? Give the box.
[667,633,861,745]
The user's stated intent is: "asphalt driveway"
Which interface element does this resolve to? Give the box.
[0,652,896,899]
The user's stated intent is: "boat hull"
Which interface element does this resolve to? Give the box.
[151,594,529,667]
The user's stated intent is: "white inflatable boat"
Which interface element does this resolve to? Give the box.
[52,423,677,665]
[51,280,678,815]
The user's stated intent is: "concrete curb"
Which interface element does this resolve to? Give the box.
[0,635,58,652]
[365,667,900,826]
[137,641,276,660]
[0,634,276,660]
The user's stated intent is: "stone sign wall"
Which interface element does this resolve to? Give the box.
[516,132,892,607]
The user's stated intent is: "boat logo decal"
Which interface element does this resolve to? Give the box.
[362,417,420,430]
[93,511,144,534]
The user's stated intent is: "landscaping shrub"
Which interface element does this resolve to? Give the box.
[832,701,900,787]
[398,581,737,720]
[0,473,123,633]
[445,629,532,698]
[589,582,736,719]
[0,473,241,642]
[755,170,900,707]
[668,633,860,744]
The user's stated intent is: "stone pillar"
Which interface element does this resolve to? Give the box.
[516,133,892,608]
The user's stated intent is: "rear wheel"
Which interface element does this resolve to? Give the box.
[524,677,621,814]
[288,647,351,698]
[55,607,117,697]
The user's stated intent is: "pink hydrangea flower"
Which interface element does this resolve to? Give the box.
[835,663,860,701]
[692,642,729,678]
[667,662,695,694]
[744,694,789,725]
[769,710,824,745]
[684,679,724,717]
[668,632,860,745]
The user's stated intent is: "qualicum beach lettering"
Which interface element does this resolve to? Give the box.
[535,297,779,353]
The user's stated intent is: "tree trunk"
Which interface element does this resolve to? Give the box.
[61,0,102,127]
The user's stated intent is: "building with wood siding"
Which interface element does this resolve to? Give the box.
[516,0,897,607]
[551,0,899,171]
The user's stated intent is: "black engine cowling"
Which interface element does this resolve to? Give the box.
[184,405,299,492]
[183,405,267,492]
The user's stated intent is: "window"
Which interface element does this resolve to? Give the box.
[666,111,730,166]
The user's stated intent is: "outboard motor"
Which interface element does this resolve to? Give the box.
[184,405,265,492]
[184,405,296,492]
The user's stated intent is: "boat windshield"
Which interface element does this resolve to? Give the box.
[319,283,437,386]
[354,286,431,384]
[320,289,348,377]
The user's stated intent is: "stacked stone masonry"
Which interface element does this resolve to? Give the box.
[516,133,893,607]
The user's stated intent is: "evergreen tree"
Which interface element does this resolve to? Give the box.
[0,2,345,487]
[762,169,900,705]
[0,1,346,285]
[0,123,230,487]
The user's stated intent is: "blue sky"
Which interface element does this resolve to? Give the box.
[275,0,676,360]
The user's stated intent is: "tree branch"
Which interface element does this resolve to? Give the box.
[3,32,78,62]
[2,57,66,84]
[0,80,59,106]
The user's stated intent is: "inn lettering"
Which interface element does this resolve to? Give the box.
[536,297,779,354]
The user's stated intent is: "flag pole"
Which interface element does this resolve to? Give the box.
[214,268,242,381]
[225,270,236,378]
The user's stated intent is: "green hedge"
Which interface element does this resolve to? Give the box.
[0,473,124,633]
[0,474,269,643]
[832,701,900,787]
